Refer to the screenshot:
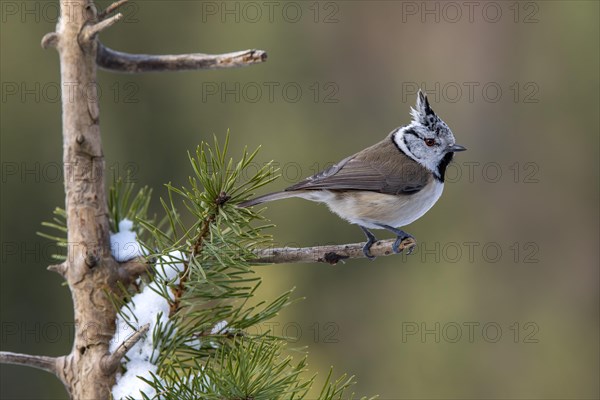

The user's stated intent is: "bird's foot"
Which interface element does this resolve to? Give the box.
[360,226,377,260]
[362,242,376,260]
[392,234,416,254]
[377,224,415,255]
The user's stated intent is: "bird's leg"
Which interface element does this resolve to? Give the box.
[376,224,415,255]
[359,226,377,260]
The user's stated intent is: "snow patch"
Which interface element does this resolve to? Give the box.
[110,235,186,398]
[110,219,144,262]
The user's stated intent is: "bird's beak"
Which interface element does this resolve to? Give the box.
[448,144,467,152]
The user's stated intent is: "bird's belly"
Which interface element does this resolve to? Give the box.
[304,182,444,229]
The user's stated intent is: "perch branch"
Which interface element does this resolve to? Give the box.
[97,43,267,73]
[101,324,149,374]
[0,352,59,376]
[253,238,417,265]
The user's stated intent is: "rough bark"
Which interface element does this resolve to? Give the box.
[49,1,120,397]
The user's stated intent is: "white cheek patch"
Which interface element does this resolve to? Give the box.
[393,129,419,163]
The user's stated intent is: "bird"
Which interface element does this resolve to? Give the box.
[238,90,466,259]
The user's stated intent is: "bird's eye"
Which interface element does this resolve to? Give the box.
[424,138,436,147]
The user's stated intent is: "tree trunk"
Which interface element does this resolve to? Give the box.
[51,0,120,398]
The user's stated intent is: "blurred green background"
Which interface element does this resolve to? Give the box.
[1,1,599,399]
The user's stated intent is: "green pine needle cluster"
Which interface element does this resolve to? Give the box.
[37,207,68,261]
[40,134,375,400]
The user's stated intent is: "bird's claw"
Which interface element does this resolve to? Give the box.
[392,234,415,254]
[360,226,377,260]
[362,242,376,260]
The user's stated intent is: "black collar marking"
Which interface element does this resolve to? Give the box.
[435,152,454,183]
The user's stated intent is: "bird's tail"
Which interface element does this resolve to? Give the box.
[237,191,300,208]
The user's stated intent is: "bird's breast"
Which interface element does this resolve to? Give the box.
[311,181,444,229]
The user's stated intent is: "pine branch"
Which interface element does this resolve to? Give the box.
[107,137,378,399]
[253,238,417,264]
[101,324,150,374]
[169,205,217,316]
[0,352,59,376]
[97,44,267,73]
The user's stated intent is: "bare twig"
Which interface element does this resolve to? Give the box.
[253,238,417,265]
[47,262,67,277]
[101,324,149,374]
[97,43,267,73]
[80,13,123,42]
[98,0,129,20]
[0,352,59,375]
[41,32,59,49]
[119,257,151,279]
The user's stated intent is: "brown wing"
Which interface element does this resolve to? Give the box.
[285,136,431,195]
